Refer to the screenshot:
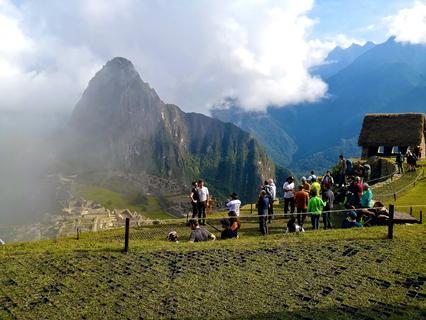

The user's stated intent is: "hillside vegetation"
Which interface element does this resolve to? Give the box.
[1,223,425,319]
[1,159,425,319]
[79,185,173,220]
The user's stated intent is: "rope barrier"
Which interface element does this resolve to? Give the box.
[366,168,398,184]
[374,170,424,198]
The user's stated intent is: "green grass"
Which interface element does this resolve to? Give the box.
[1,223,425,319]
[79,185,174,220]
[374,160,426,220]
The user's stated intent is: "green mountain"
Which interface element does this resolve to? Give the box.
[65,57,275,201]
[213,37,426,174]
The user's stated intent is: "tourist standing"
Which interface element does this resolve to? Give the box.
[348,176,363,207]
[294,185,309,227]
[307,171,317,183]
[322,186,334,229]
[283,176,295,215]
[396,152,404,174]
[190,181,199,218]
[197,180,209,225]
[321,171,334,190]
[301,177,311,194]
[256,190,269,235]
[363,163,371,181]
[307,190,326,230]
[267,178,277,223]
[226,193,241,216]
[338,155,347,187]
[310,177,321,198]
[360,183,373,208]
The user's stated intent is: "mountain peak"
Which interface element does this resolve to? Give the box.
[105,57,135,69]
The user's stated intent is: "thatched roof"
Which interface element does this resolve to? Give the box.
[358,113,426,146]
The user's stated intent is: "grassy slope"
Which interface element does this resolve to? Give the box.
[1,223,425,319]
[373,159,426,220]
[79,185,174,219]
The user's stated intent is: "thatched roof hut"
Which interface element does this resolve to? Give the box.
[358,113,426,158]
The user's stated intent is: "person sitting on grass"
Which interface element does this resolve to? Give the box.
[285,217,305,233]
[167,231,179,242]
[307,190,326,230]
[188,219,216,242]
[220,218,238,240]
[359,201,389,226]
[341,211,363,228]
[228,211,241,234]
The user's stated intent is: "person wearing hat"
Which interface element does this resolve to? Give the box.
[307,171,317,184]
[188,219,216,242]
[226,193,241,216]
[341,211,363,229]
[360,183,373,208]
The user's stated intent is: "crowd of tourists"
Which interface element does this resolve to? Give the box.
[396,146,422,173]
[178,153,405,242]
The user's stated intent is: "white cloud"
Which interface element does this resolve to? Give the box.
[0,0,332,113]
[387,1,426,44]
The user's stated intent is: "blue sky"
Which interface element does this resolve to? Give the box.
[1,0,426,113]
[310,0,414,43]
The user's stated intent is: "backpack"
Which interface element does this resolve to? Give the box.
[263,185,273,199]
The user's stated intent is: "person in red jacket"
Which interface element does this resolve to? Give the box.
[294,185,309,227]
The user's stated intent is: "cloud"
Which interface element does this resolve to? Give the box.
[0,0,333,113]
[387,1,426,44]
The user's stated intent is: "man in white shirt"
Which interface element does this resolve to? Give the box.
[226,193,241,216]
[283,176,295,214]
[197,180,209,225]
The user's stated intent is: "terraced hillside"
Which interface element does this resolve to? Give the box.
[1,223,425,319]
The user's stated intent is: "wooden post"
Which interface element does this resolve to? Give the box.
[388,204,394,240]
[124,218,130,252]
[393,193,397,201]
[410,207,413,216]
[420,210,423,224]
[76,228,80,240]
[250,203,253,214]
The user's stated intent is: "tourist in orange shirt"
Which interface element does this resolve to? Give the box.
[294,185,309,227]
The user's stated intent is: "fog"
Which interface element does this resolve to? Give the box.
[0,110,68,227]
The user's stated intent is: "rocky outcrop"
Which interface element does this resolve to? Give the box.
[65,57,275,201]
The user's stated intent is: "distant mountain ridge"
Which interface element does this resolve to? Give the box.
[312,41,376,79]
[212,37,426,174]
[66,57,275,201]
